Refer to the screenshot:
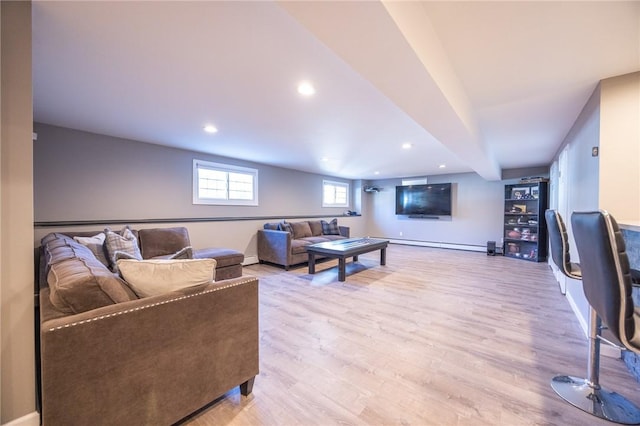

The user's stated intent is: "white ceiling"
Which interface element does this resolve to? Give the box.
[32,1,640,181]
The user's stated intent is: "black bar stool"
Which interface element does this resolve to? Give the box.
[551,210,640,424]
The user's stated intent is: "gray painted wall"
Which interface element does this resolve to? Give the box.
[34,123,550,257]
[33,123,364,259]
[362,172,542,249]
[548,85,600,332]
[34,123,353,222]
[550,74,640,335]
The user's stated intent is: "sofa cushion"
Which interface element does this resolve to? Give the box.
[104,226,143,271]
[321,235,348,241]
[299,236,331,244]
[117,258,217,298]
[194,247,244,268]
[278,221,293,233]
[308,220,323,236]
[321,218,340,235]
[263,222,279,230]
[138,227,191,259]
[291,239,312,255]
[44,234,138,314]
[291,221,313,239]
[151,246,193,260]
[73,233,109,266]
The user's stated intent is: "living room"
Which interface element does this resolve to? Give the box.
[3,1,640,425]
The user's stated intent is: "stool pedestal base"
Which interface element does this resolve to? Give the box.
[552,375,640,425]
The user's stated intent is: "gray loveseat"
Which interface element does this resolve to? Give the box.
[257,219,350,269]
[37,228,258,425]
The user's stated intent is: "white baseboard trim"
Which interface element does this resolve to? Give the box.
[389,239,486,253]
[242,255,259,266]
[2,411,39,426]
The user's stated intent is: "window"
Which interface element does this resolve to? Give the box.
[193,159,258,205]
[322,180,349,207]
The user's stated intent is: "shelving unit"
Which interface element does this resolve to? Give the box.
[503,180,548,262]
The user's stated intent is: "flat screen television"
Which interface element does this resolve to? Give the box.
[395,183,452,216]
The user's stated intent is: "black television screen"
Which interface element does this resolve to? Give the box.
[395,183,452,216]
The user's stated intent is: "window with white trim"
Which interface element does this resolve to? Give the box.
[322,180,349,207]
[193,159,258,206]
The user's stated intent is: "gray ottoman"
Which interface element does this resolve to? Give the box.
[195,248,244,280]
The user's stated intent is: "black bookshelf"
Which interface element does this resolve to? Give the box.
[503,180,548,262]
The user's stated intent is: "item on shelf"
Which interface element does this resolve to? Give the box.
[507,229,521,239]
[519,177,548,184]
[503,181,548,262]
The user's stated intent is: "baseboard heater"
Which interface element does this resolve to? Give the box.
[389,239,485,253]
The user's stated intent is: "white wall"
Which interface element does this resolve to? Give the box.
[1,1,37,424]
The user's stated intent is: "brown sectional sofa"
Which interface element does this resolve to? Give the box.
[257,219,350,269]
[137,226,245,280]
[36,227,258,425]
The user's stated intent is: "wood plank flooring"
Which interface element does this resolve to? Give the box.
[182,244,640,425]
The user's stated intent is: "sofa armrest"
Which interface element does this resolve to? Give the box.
[339,226,350,238]
[40,276,259,426]
[257,229,292,266]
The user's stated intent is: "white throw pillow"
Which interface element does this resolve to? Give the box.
[74,233,109,266]
[117,258,217,298]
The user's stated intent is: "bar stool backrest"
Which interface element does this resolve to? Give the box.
[546,209,581,280]
[571,210,639,352]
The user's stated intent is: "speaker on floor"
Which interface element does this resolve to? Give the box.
[487,241,496,256]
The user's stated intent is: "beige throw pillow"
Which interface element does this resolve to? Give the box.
[117,258,217,298]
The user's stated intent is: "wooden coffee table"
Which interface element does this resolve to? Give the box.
[306,237,389,282]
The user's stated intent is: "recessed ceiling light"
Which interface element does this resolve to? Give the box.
[402,142,412,149]
[374,171,380,175]
[439,164,446,169]
[203,125,218,134]
[321,157,329,162]
[297,81,315,96]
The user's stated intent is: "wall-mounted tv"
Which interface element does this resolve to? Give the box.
[395,183,452,216]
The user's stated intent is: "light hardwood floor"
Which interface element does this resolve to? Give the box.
[183,244,640,425]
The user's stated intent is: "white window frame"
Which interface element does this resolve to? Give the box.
[193,159,259,206]
[322,179,350,208]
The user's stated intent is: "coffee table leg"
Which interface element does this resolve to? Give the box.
[308,253,316,275]
[380,248,386,265]
[338,257,346,281]
[353,255,359,262]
